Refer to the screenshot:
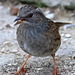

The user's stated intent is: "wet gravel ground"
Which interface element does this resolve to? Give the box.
[0,4,75,75]
[0,54,75,75]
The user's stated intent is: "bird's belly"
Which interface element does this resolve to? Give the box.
[18,36,51,56]
[17,27,60,57]
[17,34,60,57]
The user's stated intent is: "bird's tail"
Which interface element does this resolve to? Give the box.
[54,22,71,27]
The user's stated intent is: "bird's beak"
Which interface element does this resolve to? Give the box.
[14,16,23,26]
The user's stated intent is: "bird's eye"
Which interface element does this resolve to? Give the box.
[27,14,33,18]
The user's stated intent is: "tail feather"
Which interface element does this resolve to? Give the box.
[54,22,71,27]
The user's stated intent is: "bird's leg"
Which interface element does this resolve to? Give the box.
[52,55,58,75]
[15,55,30,75]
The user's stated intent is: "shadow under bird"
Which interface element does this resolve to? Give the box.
[14,4,71,75]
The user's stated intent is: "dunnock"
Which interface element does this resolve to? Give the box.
[14,4,70,75]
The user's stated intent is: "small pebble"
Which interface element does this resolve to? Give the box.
[69,62,75,65]
[65,34,71,38]
[12,49,18,53]
[12,63,17,66]
[64,24,71,28]
[61,34,64,37]
[1,48,5,52]
[5,24,11,28]
[0,5,3,9]
[36,68,43,71]
[3,41,10,45]
[44,10,50,15]
[72,53,75,59]
[8,63,12,66]
[46,13,54,19]
[73,65,75,70]
[64,65,69,70]
[63,38,68,42]
[10,6,18,15]
[17,67,20,71]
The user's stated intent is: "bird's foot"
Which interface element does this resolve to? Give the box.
[15,67,29,75]
[15,55,30,75]
[52,67,58,75]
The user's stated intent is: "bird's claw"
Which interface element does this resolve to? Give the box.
[15,68,29,75]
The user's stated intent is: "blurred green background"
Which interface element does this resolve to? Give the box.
[0,0,75,10]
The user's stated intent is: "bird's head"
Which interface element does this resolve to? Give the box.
[14,4,47,26]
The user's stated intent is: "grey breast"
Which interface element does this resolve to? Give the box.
[17,23,60,57]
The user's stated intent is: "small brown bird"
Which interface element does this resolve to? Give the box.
[14,4,70,75]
